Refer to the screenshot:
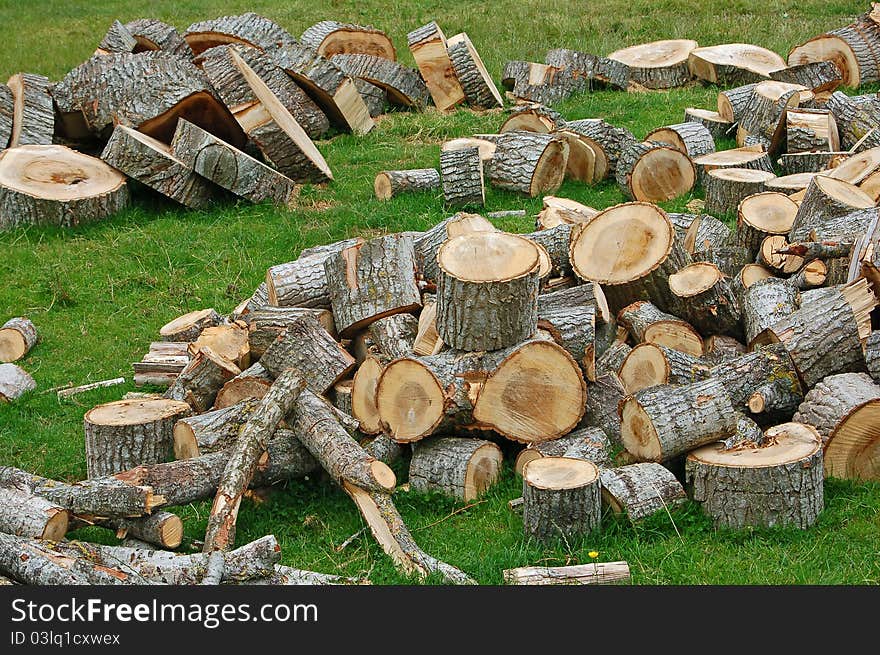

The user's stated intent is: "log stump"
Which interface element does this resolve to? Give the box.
[0,363,35,402]
[615,141,695,202]
[668,262,742,337]
[645,122,715,158]
[440,147,485,207]
[0,317,37,363]
[600,462,687,520]
[409,437,503,501]
[522,457,601,542]
[484,132,568,197]
[407,22,465,111]
[446,32,503,108]
[607,39,696,89]
[704,168,776,216]
[374,168,440,200]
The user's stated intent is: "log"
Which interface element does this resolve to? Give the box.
[362,434,403,467]
[97,20,137,54]
[258,315,356,393]
[101,125,218,209]
[484,132,568,197]
[787,13,880,87]
[446,33,504,108]
[793,372,880,480]
[413,297,443,356]
[616,301,703,356]
[789,176,876,242]
[757,235,803,276]
[302,21,395,60]
[407,21,465,111]
[741,277,801,345]
[543,48,599,87]
[595,341,631,377]
[620,377,737,461]
[688,43,785,85]
[184,12,296,54]
[104,511,182,549]
[440,147,485,207]
[124,18,192,57]
[0,486,68,540]
[788,259,828,289]
[522,224,575,278]
[514,427,612,475]
[702,334,747,365]
[536,196,599,228]
[564,118,637,175]
[692,146,774,184]
[786,108,840,153]
[164,347,240,412]
[703,168,776,217]
[599,462,686,520]
[717,83,758,122]
[738,82,802,150]
[618,342,709,393]
[506,63,586,105]
[850,127,880,154]
[0,84,12,148]
[770,60,843,95]
[684,107,733,141]
[582,373,626,447]
[500,103,566,133]
[84,398,191,477]
[246,306,335,358]
[173,398,259,458]
[735,192,800,256]
[867,331,880,383]
[0,317,37,363]
[203,369,306,551]
[645,122,715,159]
[778,151,844,175]
[683,215,733,257]
[615,141,696,202]
[133,342,191,388]
[265,244,355,309]
[0,145,129,230]
[6,73,52,146]
[409,437,503,501]
[374,168,440,200]
[436,232,540,351]
[57,378,126,400]
[503,561,631,585]
[522,457,601,542]
[825,91,880,149]
[538,301,596,378]
[159,308,221,342]
[330,53,429,108]
[764,172,822,194]
[0,363,35,402]
[668,262,742,337]
[376,338,585,443]
[324,234,422,338]
[413,212,496,284]
[686,422,824,528]
[368,313,419,359]
[607,39,696,89]
[191,323,250,370]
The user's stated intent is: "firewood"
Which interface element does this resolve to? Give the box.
[732,263,775,301]
[0,363,35,402]
[544,48,600,86]
[668,262,742,337]
[376,338,585,443]
[361,434,403,467]
[446,32,503,108]
[246,307,335,358]
[793,372,880,480]
[595,341,631,377]
[507,64,587,105]
[6,73,52,147]
[413,212,496,284]
[536,196,599,229]
[0,487,68,540]
[563,118,637,175]
[757,235,803,275]
[0,84,12,148]
[600,462,686,520]
[645,122,715,159]
[692,145,774,183]
[268,43,374,135]
[124,18,193,58]
[789,176,875,242]
[742,274,802,344]
[203,369,306,551]
[164,347,240,412]
[851,127,880,153]
[409,437,502,501]
[84,398,191,477]
[684,107,733,141]
[582,372,626,447]
[703,168,775,217]
[615,141,695,202]
[301,21,395,60]
[770,60,843,95]
[738,82,803,150]
[522,225,574,278]
[374,168,440,201]
[500,103,565,134]
[868,331,880,383]
[618,342,709,393]
[184,12,296,54]
[439,147,485,207]
[173,398,259,459]
[788,259,828,289]
[522,457,601,542]
[788,12,880,87]
[413,298,443,356]
[368,313,418,359]
[265,245,353,309]
[688,43,786,85]
[484,131,568,197]
[538,297,595,378]
[764,172,821,193]
[777,151,845,175]
[351,355,386,436]
[352,78,387,117]
[101,125,219,209]
[702,334,747,365]
[552,130,598,183]
[717,83,758,122]
[191,323,249,369]
[825,91,880,149]
[159,308,222,342]
[825,147,880,185]
[735,191,799,256]
[436,232,540,351]
[683,215,733,256]
[503,561,631,585]
[133,341,191,388]
[97,20,137,54]
[785,108,840,153]
[616,300,703,356]
[607,39,696,89]
[407,22,465,111]
[441,138,496,165]
[514,427,612,475]
[85,511,182,550]
[241,565,364,586]
[0,317,37,363]
[331,53,429,109]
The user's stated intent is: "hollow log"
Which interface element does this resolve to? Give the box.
[409,437,503,501]
[600,462,686,520]
[615,141,695,202]
[0,317,37,363]
[407,21,465,111]
[440,147,485,207]
[446,33,503,108]
[522,457,601,542]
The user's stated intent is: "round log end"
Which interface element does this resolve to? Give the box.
[375,358,444,442]
[619,342,670,393]
[669,262,723,298]
[370,460,397,492]
[522,456,599,490]
[620,396,662,461]
[352,356,384,434]
[464,442,503,501]
[42,508,70,541]
[160,514,184,548]
[438,232,540,283]
[824,399,880,480]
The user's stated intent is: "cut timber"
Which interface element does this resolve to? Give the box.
[522,457,601,542]
[618,342,709,393]
[704,168,776,216]
[0,85,12,148]
[825,92,880,149]
[736,192,800,256]
[500,103,566,134]
[439,147,485,208]
[125,19,192,58]
[436,232,540,351]
[83,398,191,477]
[620,377,737,462]
[595,341,631,377]
[484,132,568,197]
[183,12,296,54]
[789,176,876,242]
[331,54,429,108]
[446,33,504,108]
[538,297,596,377]
[607,39,697,89]
[786,108,840,153]
[108,511,182,549]
[645,122,715,159]
[515,427,612,475]
[757,235,803,276]
[191,323,250,370]
[0,363,35,402]
[778,152,844,176]
[570,202,692,315]
[692,244,752,281]
[617,301,702,356]
[668,262,742,337]
[739,82,803,150]
[159,309,221,342]
[302,21,395,60]
[0,487,67,540]
[0,145,129,230]
[368,313,419,359]
[536,196,599,229]
[0,317,37,363]
[600,463,686,520]
[259,315,355,393]
[101,125,218,209]
[868,332,880,382]
[407,22,465,111]
[583,373,627,447]
[133,341,190,388]
[793,372,880,480]
[702,334,747,365]
[717,84,757,123]
[173,398,259,458]
[351,356,386,435]
[414,212,497,284]
[688,44,786,85]
[6,73,52,146]
[357,79,387,117]
[246,307,335,358]
[523,224,576,278]
[825,147,880,185]
[615,141,695,202]
[692,146,774,184]
[413,298,443,356]
[684,108,733,141]
[787,14,880,87]
[374,168,440,200]
[203,369,305,551]
[789,259,828,289]
[409,437,503,501]
[687,422,824,529]
[375,339,585,443]
[564,118,636,175]
[441,137,496,162]
[97,20,137,54]
[765,172,821,193]
[265,243,359,309]
[505,62,586,105]
[771,61,843,95]
[324,234,421,338]
[164,347,240,412]
[851,128,880,154]
[503,562,631,585]
[557,130,600,183]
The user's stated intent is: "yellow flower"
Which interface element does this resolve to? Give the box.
[588,551,599,558]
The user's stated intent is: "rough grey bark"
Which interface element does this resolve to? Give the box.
[739,88,799,146]
[0,317,38,362]
[685,215,734,255]
[867,331,880,382]
[771,61,843,93]
[503,561,631,585]
[302,20,396,59]
[246,307,334,357]
[563,118,637,175]
[684,107,733,141]
[717,83,758,122]
[790,179,876,241]
[600,463,686,520]
[330,53,429,108]
[0,84,12,148]
[240,564,363,586]
[538,300,596,376]
[786,108,838,152]
[704,169,774,216]
[581,373,627,447]
[266,243,361,309]
[826,91,880,149]
[374,168,440,200]
[409,437,502,500]
[594,342,631,377]
[518,427,612,472]
[778,152,841,175]
[509,66,586,105]
[447,33,503,108]
[183,12,297,54]
[793,372,880,445]
[125,18,193,57]
[0,486,68,540]
[361,434,404,466]
[368,313,418,359]
[522,458,601,542]
[98,20,137,53]
[706,343,803,415]
[104,511,182,549]
[645,122,716,158]
[440,147,485,207]
[173,398,259,459]
[522,225,574,278]
[501,103,567,133]
[617,301,701,350]
[484,131,567,197]
[702,335,747,365]
[163,346,240,412]
[7,73,52,146]
[742,277,801,344]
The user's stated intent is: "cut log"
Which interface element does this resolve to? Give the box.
[355,78,385,117]
[184,12,296,54]
[0,84,12,148]
[684,107,733,141]
[617,301,703,356]
[133,341,191,388]
[684,215,733,257]
[692,145,774,184]
[717,83,757,122]
[0,317,37,363]
[582,373,626,447]
[556,130,600,183]
[191,323,250,370]
[506,63,587,105]
[564,118,636,175]
[368,313,419,359]
[867,331,880,382]
[522,224,575,278]
[618,342,709,393]
[376,339,585,443]
[0,487,68,540]
[621,377,737,461]
[778,151,845,175]
[615,141,695,202]
[826,92,880,152]
[159,308,221,342]
[0,363,35,402]
[607,39,696,89]
[6,73,52,147]
[733,263,775,299]
[436,232,540,351]
[409,437,502,501]
[351,356,386,436]
[786,108,840,153]
[374,168,440,201]
[771,60,843,95]
[765,172,822,193]
[851,127,880,154]
[702,334,747,365]
[407,22,465,111]
[330,53,429,108]
[788,259,828,289]
[259,315,355,393]
[825,146,880,185]
[324,234,421,338]
[538,298,596,378]
[413,297,444,356]
[441,137,497,163]
[414,212,496,284]
[97,20,137,54]
[484,131,568,197]
[515,427,612,475]
[687,422,824,528]
[668,262,742,337]
[500,103,566,134]
[246,307,335,358]
[0,145,129,230]
[543,48,599,87]
[595,341,631,377]
[793,372,880,480]
[645,122,715,159]
[101,125,218,209]
[704,168,776,217]
[503,561,631,585]
[600,462,686,520]
[107,511,182,549]
[439,147,485,208]
[203,369,306,551]
[173,398,259,458]
[446,33,504,108]
[302,21,395,60]
[789,177,876,242]
[738,83,802,150]
[688,43,786,85]
[164,346,240,412]
[757,235,803,275]
[265,245,356,310]
[536,196,599,229]
[735,192,800,256]
[124,18,193,57]
[522,457,601,542]
[787,13,880,87]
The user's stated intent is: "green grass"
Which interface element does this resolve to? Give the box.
[2,1,880,585]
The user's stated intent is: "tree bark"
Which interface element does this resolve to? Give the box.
[717,83,758,122]
[668,262,742,337]
[484,131,568,197]
[645,122,715,158]
[704,168,775,216]
[301,20,395,60]
[0,317,37,363]
[173,398,260,458]
[413,212,496,284]
[771,60,843,93]
[789,176,876,241]
[867,331,880,383]
[374,168,440,200]
[616,301,703,356]
[0,84,12,149]
[618,342,710,393]
[439,147,485,207]
[594,342,631,377]
[786,108,840,152]
[741,277,800,345]
[103,511,182,549]
[684,107,733,141]
[581,373,626,447]
[265,242,360,309]
[246,306,335,358]
[409,437,503,501]
[522,457,601,542]
[446,32,503,108]
[164,346,240,412]
[184,12,297,54]
[615,141,696,202]
[599,463,686,520]
[213,362,272,408]
[607,39,696,89]
[778,152,842,175]
[564,119,636,175]
[407,21,465,111]
[0,486,68,540]
[503,561,630,585]
[367,313,418,359]
[515,427,612,475]
[330,53,429,108]
[125,18,192,58]
[6,73,52,146]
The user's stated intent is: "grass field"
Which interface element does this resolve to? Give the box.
[1,1,879,585]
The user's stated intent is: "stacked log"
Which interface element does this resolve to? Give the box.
[606,39,697,89]
[409,437,503,501]
[788,12,880,88]
[704,168,776,216]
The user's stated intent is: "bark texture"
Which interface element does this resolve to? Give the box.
[522,458,601,542]
[409,437,503,501]
[599,463,686,520]
[440,147,485,207]
[7,73,53,146]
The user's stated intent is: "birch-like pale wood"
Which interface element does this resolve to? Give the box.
[503,561,631,585]
[0,363,35,402]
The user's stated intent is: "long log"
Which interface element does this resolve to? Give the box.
[0,486,68,540]
[503,561,631,585]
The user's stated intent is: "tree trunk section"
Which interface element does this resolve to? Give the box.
[615,141,696,202]
[164,346,240,412]
[522,457,601,542]
[409,437,503,501]
[0,486,68,540]
[645,122,715,158]
[599,463,686,520]
[668,262,742,337]
[515,427,612,475]
[607,39,696,89]
[616,300,703,356]
[0,317,37,363]
[374,168,440,200]
[446,32,503,108]
[484,131,568,197]
[125,19,192,58]
[173,398,260,459]
[7,73,53,146]
[704,168,775,216]
[564,118,636,175]
[503,561,631,585]
[440,147,485,207]
[407,22,465,111]
[330,53,429,108]
[301,20,396,60]
[246,306,335,358]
